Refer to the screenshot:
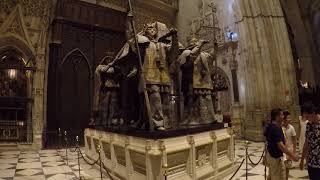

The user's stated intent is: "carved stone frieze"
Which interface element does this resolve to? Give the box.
[196,144,211,167]
[0,0,19,14]
[0,0,51,27]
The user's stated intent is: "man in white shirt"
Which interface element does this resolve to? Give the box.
[282,111,297,180]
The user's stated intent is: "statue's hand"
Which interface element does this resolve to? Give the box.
[96,65,109,73]
[106,67,115,73]
[169,28,178,36]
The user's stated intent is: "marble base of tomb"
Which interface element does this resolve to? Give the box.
[84,127,236,180]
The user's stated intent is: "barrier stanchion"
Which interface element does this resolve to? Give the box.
[76,136,81,179]
[96,145,103,180]
[163,163,168,180]
[58,128,62,149]
[264,142,267,180]
[245,141,248,180]
[64,131,68,165]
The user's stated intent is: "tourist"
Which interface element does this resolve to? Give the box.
[264,108,298,180]
[299,108,308,153]
[299,104,320,180]
[282,111,297,180]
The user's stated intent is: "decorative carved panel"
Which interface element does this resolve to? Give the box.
[102,141,111,159]
[167,150,189,175]
[196,144,211,168]
[217,139,229,158]
[114,145,126,166]
[130,151,146,175]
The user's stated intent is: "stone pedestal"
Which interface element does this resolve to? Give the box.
[84,128,236,180]
[231,103,243,136]
[244,109,265,141]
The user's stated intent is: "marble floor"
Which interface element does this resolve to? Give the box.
[0,148,109,180]
[223,139,310,180]
[0,139,310,180]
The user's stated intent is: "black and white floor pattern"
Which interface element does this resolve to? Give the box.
[0,139,309,180]
[0,148,109,180]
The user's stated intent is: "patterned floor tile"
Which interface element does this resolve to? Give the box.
[13,175,46,180]
[0,158,18,164]
[0,164,15,170]
[40,156,63,162]
[18,158,40,163]
[15,168,43,176]
[0,151,20,155]
[43,165,73,175]
[45,173,77,180]
[16,162,42,169]
[0,169,15,178]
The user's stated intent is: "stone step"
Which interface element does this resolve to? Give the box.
[0,143,18,150]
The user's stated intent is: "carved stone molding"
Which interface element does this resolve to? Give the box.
[0,0,52,27]
[0,0,19,14]
[0,5,35,55]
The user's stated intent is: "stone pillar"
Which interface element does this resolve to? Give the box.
[32,48,46,149]
[187,136,196,179]
[210,132,218,176]
[234,0,299,141]
[229,42,244,136]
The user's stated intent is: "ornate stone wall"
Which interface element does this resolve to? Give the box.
[0,0,54,148]
[80,0,178,31]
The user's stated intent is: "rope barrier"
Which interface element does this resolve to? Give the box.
[248,149,265,166]
[56,128,115,180]
[229,158,245,180]
[102,161,115,180]
[77,147,100,166]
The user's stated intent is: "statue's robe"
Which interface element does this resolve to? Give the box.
[179,48,216,124]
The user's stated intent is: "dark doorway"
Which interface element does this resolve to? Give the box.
[46,0,126,148]
[58,50,92,142]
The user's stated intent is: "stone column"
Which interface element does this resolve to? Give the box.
[210,131,218,176]
[234,0,299,141]
[32,48,46,149]
[187,136,196,179]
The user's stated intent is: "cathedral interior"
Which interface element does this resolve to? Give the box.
[0,0,319,179]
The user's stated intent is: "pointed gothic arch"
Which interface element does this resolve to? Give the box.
[0,35,36,67]
[56,48,92,139]
[0,41,35,143]
[60,48,92,77]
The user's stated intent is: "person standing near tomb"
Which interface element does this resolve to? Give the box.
[299,108,308,152]
[264,108,298,180]
[282,111,297,180]
[299,104,320,180]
